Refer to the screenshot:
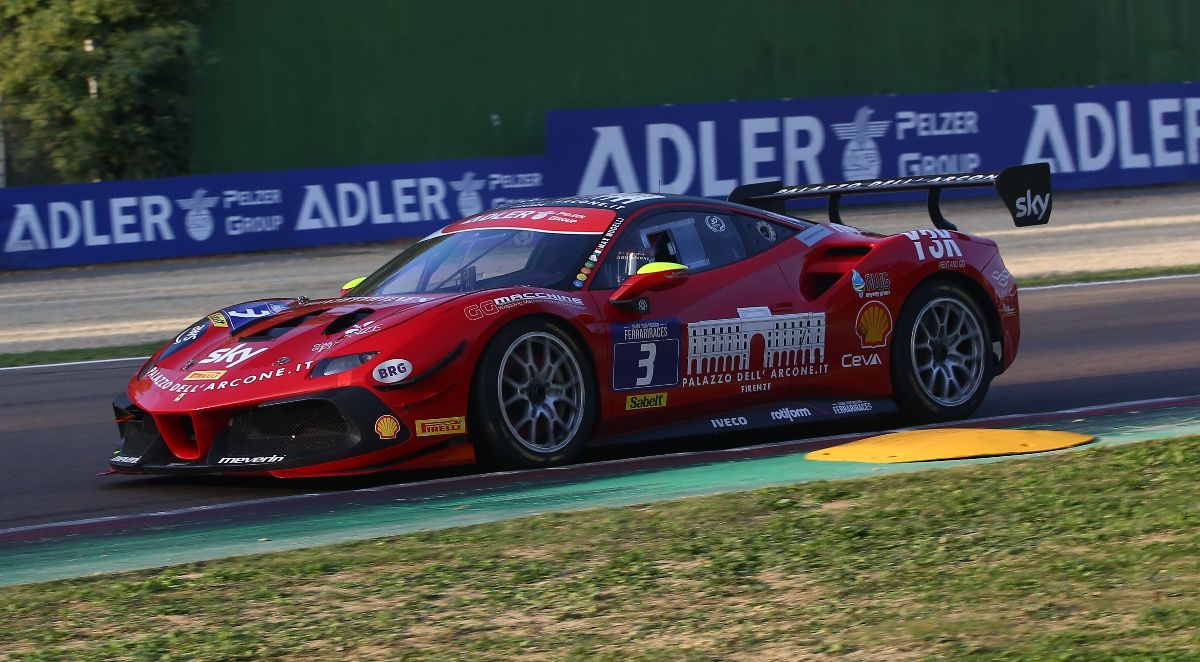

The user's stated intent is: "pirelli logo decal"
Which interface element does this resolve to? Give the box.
[183,370,226,381]
[415,416,467,437]
[625,392,667,410]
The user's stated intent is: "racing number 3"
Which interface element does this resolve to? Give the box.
[635,343,657,386]
[611,320,681,391]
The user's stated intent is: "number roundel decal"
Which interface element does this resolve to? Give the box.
[611,320,681,391]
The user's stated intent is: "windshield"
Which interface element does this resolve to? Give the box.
[353,229,596,295]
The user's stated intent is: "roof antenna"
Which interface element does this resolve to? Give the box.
[657,179,663,194]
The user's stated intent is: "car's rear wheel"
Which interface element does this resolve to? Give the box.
[892,280,992,422]
[471,318,596,467]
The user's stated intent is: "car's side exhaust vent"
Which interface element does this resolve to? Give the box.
[799,244,875,300]
[240,309,331,341]
[323,308,375,336]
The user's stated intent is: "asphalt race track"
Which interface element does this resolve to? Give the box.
[1,277,1197,531]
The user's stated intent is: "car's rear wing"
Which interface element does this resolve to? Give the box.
[727,162,1052,231]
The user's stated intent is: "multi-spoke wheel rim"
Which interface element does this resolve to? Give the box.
[497,332,586,454]
[910,297,986,408]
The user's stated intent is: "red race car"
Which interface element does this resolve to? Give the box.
[110,163,1050,477]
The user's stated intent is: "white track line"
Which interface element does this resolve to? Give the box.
[2,393,1196,539]
[1023,273,1200,291]
[2,273,1196,373]
[0,355,149,373]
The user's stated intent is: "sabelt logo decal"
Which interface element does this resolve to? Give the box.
[207,312,229,327]
[625,392,667,410]
[375,415,402,440]
[184,370,225,381]
[415,416,467,437]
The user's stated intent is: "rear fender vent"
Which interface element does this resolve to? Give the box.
[323,308,375,336]
[240,309,331,342]
[799,244,874,300]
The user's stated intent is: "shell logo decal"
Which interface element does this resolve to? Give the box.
[374,415,402,440]
[855,301,893,349]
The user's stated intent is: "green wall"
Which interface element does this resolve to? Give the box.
[189,0,1199,174]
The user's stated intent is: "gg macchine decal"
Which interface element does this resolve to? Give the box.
[611,319,681,391]
[684,311,827,393]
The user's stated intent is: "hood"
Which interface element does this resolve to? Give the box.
[137,294,462,407]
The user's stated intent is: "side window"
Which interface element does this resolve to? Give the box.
[734,214,799,255]
[594,211,748,289]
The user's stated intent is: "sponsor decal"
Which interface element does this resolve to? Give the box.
[831,106,890,180]
[450,172,486,217]
[832,400,873,415]
[335,295,433,304]
[415,416,467,437]
[1001,302,1018,318]
[464,291,586,320]
[375,415,402,440]
[755,220,778,242]
[684,312,827,393]
[855,301,893,349]
[704,215,727,233]
[612,320,681,391]
[207,312,229,327]
[373,358,413,384]
[184,370,226,381]
[198,343,269,368]
[902,228,962,262]
[841,353,883,368]
[110,455,140,465]
[1013,189,1051,222]
[217,455,286,464]
[144,363,316,395]
[939,259,967,270]
[736,306,772,319]
[850,270,891,298]
[710,416,748,429]
[577,212,629,286]
[343,321,382,337]
[991,268,1015,297]
[175,322,207,344]
[312,338,345,353]
[625,392,668,411]
[770,406,812,422]
[796,224,833,246]
[219,300,291,331]
[175,189,220,242]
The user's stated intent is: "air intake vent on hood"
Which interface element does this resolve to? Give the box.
[240,309,331,342]
[323,308,375,336]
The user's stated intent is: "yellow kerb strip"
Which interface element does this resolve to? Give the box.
[806,428,1096,463]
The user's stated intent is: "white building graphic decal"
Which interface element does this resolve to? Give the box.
[686,313,826,376]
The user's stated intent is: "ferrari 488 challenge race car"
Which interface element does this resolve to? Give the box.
[109,163,1051,477]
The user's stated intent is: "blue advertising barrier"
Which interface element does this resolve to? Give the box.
[0,156,544,270]
[546,83,1200,203]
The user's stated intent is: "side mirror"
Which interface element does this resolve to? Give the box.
[340,276,366,297]
[609,262,688,313]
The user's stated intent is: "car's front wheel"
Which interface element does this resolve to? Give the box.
[471,319,596,467]
[892,279,993,422]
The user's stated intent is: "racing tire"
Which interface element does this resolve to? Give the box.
[471,318,597,468]
[891,279,993,422]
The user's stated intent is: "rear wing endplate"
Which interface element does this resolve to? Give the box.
[727,162,1052,231]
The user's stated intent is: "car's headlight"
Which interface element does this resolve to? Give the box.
[310,352,378,377]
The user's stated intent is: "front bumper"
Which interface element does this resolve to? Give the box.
[110,386,406,474]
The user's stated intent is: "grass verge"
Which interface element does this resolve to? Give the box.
[0,342,160,369]
[2,436,1198,660]
[1019,263,1200,287]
